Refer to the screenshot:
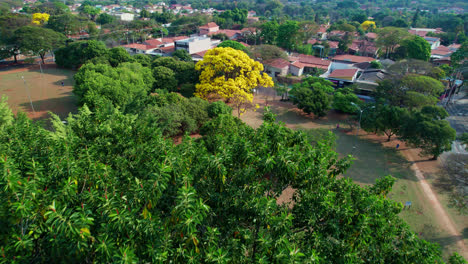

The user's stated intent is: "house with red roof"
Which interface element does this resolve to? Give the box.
[263,58,291,77]
[121,43,159,55]
[365,32,378,41]
[199,22,219,35]
[207,29,242,40]
[288,54,331,76]
[348,40,378,57]
[327,68,359,82]
[332,54,375,64]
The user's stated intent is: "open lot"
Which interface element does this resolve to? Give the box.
[0,64,77,121]
[242,90,468,259]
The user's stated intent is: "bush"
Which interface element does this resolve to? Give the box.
[207,101,232,118]
[180,83,195,98]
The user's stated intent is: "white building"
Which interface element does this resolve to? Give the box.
[115,13,135,21]
[175,36,212,54]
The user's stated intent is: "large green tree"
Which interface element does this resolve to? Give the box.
[55,40,108,69]
[395,36,431,61]
[277,20,299,51]
[290,77,333,118]
[260,21,279,45]
[376,27,411,58]
[400,106,456,159]
[13,26,66,64]
[332,87,362,113]
[361,104,409,141]
[73,62,154,111]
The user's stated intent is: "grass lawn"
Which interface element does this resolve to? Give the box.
[242,95,467,259]
[0,65,77,121]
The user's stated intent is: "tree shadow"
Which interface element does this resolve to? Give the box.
[336,132,419,184]
[421,225,468,251]
[19,96,78,122]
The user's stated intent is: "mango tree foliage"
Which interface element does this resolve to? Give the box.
[32,12,50,25]
[0,103,448,262]
[73,62,154,112]
[195,47,274,103]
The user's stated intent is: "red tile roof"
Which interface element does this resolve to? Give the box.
[159,46,175,53]
[193,50,209,57]
[264,58,290,69]
[333,54,375,63]
[144,39,163,46]
[200,22,218,29]
[239,41,250,47]
[365,32,377,39]
[328,41,339,49]
[307,39,318,45]
[328,69,358,78]
[208,29,241,38]
[122,43,157,51]
[408,30,428,37]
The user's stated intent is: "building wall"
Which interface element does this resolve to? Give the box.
[176,37,211,54]
[289,66,303,76]
[119,13,134,21]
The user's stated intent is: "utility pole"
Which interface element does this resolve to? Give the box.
[21,76,36,114]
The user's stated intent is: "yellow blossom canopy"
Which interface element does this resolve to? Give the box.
[195,47,274,103]
[32,13,50,25]
[361,20,376,31]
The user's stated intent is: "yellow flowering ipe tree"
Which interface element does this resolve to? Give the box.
[361,20,376,31]
[32,13,50,25]
[195,47,274,116]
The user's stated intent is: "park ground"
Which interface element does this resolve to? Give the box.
[242,90,468,260]
[1,65,466,259]
[0,64,77,122]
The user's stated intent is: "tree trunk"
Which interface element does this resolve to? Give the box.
[14,54,17,64]
[387,135,392,141]
[431,155,438,160]
[40,54,45,64]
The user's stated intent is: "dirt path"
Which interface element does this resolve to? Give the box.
[403,149,468,259]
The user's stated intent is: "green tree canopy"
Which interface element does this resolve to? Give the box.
[361,104,409,141]
[55,40,108,69]
[277,20,299,51]
[395,36,431,61]
[290,77,333,118]
[153,66,177,92]
[400,106,456,159]
[13,26,66,64]
[218,40,249,54]
[73,62,154,112]
[332,87,362,113]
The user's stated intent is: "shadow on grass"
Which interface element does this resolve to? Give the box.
[19,96,78,122]
[335,132,418,184]
[421,224,467,251]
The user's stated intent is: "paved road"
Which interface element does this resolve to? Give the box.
[442,89,468,154]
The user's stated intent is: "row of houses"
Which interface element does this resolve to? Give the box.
[262,54,382,94]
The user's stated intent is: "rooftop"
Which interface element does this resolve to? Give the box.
[328,68,359,78]
[333,54,375,63]
[263,58,290,69]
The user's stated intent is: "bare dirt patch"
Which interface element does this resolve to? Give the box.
[0,64,77,121]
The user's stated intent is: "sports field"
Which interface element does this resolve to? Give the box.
[0,64,77,121]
